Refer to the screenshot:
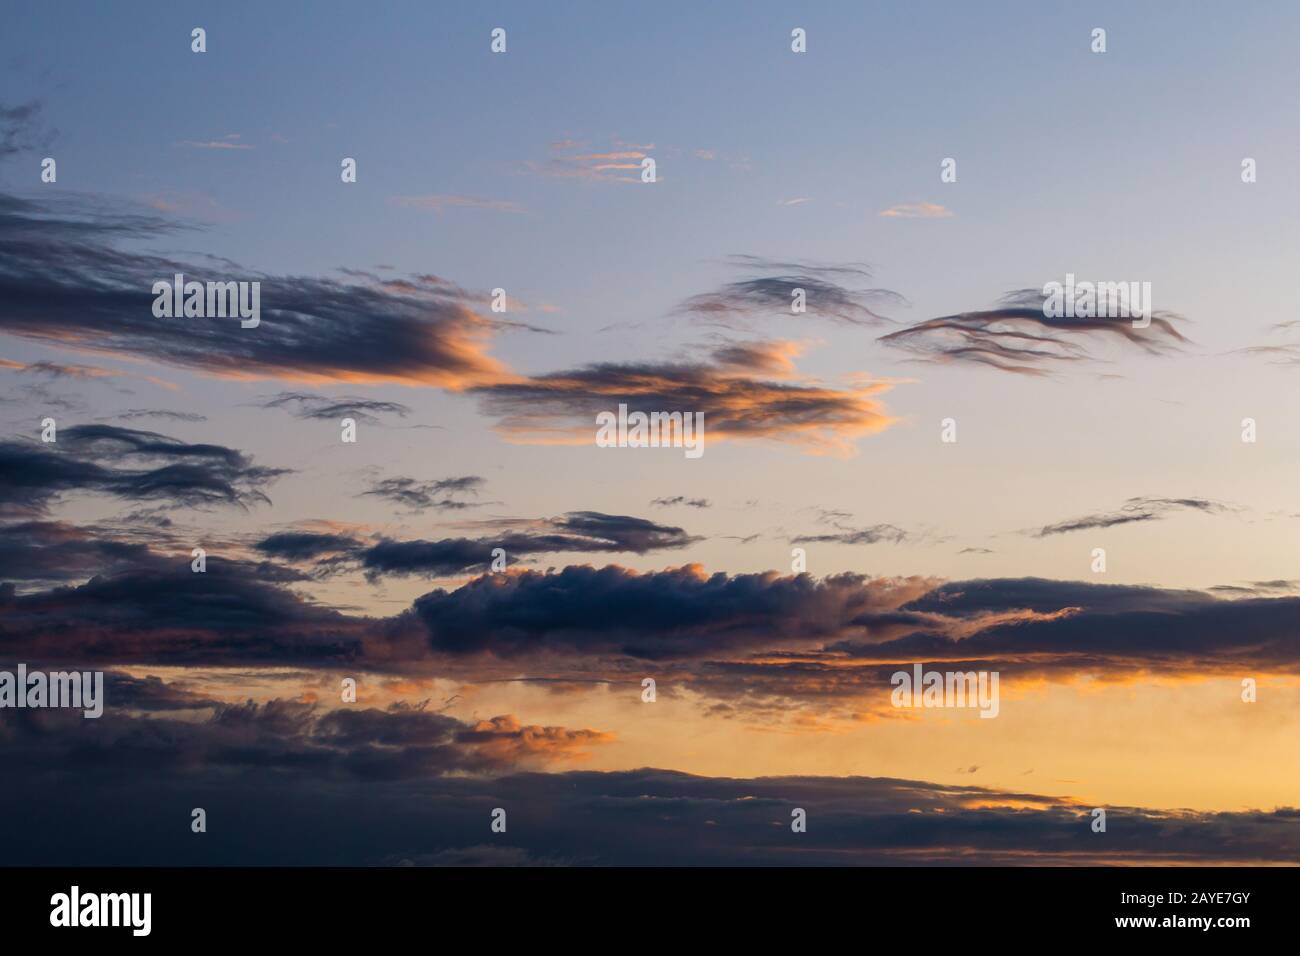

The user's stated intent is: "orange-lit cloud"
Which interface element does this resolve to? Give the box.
[472,339,898,455]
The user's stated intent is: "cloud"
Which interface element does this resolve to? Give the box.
[253,511,700,580]
[105,409,208,423]
[1,357,175,390]
[879,289,1188,375]
[358,512,700,580]
[2,747,1293,864]
[253,530,363,562]
[1209,579,1300,597]
[361,475,486,511]
[0,424,286,516]
[408,564,925,659]
[844,575,1300,681]
[0,520,157,584]
[0,691,611,783]
[651,496,711,509]
[0,100,56,157]
[391,195,526,214]
[1033,496,1228,537]
[175,134,253,150]
[0,559,368,666]
[471,339,898,455]
[2,359,115,380]
[676,255,904,328]
[257,391,412,424]
[401,568,1300,688]
[26,671,1247,866]
[8,544,1300,702]
[879,201,953,219]
[524,139,654,183]
[792,524,909,545]
[1237,344,1300,363]
[453,714,613,765]
[0,192,516,388]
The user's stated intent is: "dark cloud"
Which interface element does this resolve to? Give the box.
[471,340,896,454]
[879,289,1188,375]
[254,530,362,561]
[409,565,919,659]
[1033,496,1227,537]
[7,543,1300,696]
[0,745,1293,864]
[0,693,610,785]
[854,578,1300,679]
[1209,579,1300,597]
[898,577,1214,617]
[0,191,516,387]
[0,520,157,584]
[0,424,286,516]
[101,671,224,712]
[253,512,700,580]
[707,575,1300,708]
[676,255,904,328]
[359,512,700,579]
[0,560,368,667]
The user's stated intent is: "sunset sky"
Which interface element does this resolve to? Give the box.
[2,1,1299,865]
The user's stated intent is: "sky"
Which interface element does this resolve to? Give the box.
[1,0,1299,865]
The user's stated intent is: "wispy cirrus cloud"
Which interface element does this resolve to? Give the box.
[879,289,1188,375]
[651,496,711,509]
[792,523,909,546]
[1031,496,1229,537]
[361,475,486,512]
[257,391,412,424]
[1,357,176,390]
[104,408,208,423]
[0,424,286,517]
[676,255,904,328]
